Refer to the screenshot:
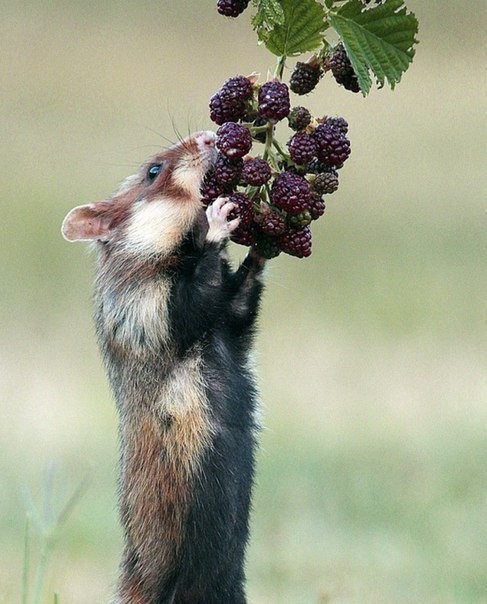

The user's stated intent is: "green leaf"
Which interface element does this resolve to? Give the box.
[330,0,419,94]
[264,0,327,57]
[252,0,285,32]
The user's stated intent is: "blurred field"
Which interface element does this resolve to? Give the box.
[1,1,486,602]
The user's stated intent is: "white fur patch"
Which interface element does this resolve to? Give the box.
[100,276,172,355]
[124,196,200,256]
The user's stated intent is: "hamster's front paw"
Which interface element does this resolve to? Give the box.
[206,197,240,244]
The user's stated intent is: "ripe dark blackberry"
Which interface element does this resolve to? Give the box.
[324,116,349,136]
[288,106,312,132]
[231,222,256,246]
[214,154,243,187]
[309,194,326,220]
[270,171,312,215]
[254,232,281,259]
[307,158,334,175]
[327,45,360,93]
[209,75,253,125]
[228,192,254,226]
[287,132,317,165]
[288,210,312,228]
[200,171,226,205]
[209,93,246,125]
[217,0,250,17]
[258,80,290,122]
[279,226,312,258]
[290,62,322,95]
[313,169,339,195]
[221,75,253,101]
[242,158,271,186]
[256,203,287,236]
[313,122,351,168]
[216,122,252,159]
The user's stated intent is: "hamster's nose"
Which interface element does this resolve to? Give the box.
[198,131,216,147]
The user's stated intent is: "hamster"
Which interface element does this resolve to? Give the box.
[62,130,265,603]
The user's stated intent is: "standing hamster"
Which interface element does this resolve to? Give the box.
[62,130,265,603]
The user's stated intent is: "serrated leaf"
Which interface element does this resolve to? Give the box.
[252,0,285,32]
[264,0,326,57]
[330,0,418,94]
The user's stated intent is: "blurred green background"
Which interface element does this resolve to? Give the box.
[1,1,486,602]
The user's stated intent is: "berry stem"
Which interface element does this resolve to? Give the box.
[274,56,286,80]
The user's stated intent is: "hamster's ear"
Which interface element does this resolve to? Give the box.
[61,204,111,242]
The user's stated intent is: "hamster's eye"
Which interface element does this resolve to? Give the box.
[147,162,165,181]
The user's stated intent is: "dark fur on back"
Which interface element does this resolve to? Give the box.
[95,221,265,603]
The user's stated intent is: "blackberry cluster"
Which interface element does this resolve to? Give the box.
[204,70,352,259]
[216,0,250,17]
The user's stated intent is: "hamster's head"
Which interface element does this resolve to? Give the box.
[62,130,217,256]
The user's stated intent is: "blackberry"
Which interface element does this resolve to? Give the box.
[214,154,243,187]
[254,232,281,259]
[307,157,334,175]
[270,171,312,215]
[324,116,349,136]
[309,194,326,220]
[313,169,339,195]
[279,226,312,258]
[217,0,250,17]
[290,62,322,95]
[209,92,246,126]
[327,45,360,93]
[313,122,351,168]
[258,80,290,122]
[209,75,253,125]
[221,75,253,102]
[216,122,252,159]
[242,158,272,186]
[288,106,312,132]
[231,222,256,246]
[288,210,312,228]
[256,203,287,236]
[200,170,226,205]
[228,192,254,226]
[287,132,317,165]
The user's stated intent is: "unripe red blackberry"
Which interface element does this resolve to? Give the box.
[228,192,254,226]
[313,123,351,168]
[324,116,349,136]
[216,122,252,159]
[287,132,317,165]
[258,80,290,122]
[290,62,322,95]
[288,209,312,228]
[214,154,243,187]
[254,232,281,259]
[256,203,287,236]
[200,171,227,205]
[279,226,312,258]
[313,169,339,195]
[309,194,326,220]
[217,0,250,17]
[270,171,312,215]
[231,222,256,246]
[327,45,360,93]
[288,106,312,132]
[242,158,272,186]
